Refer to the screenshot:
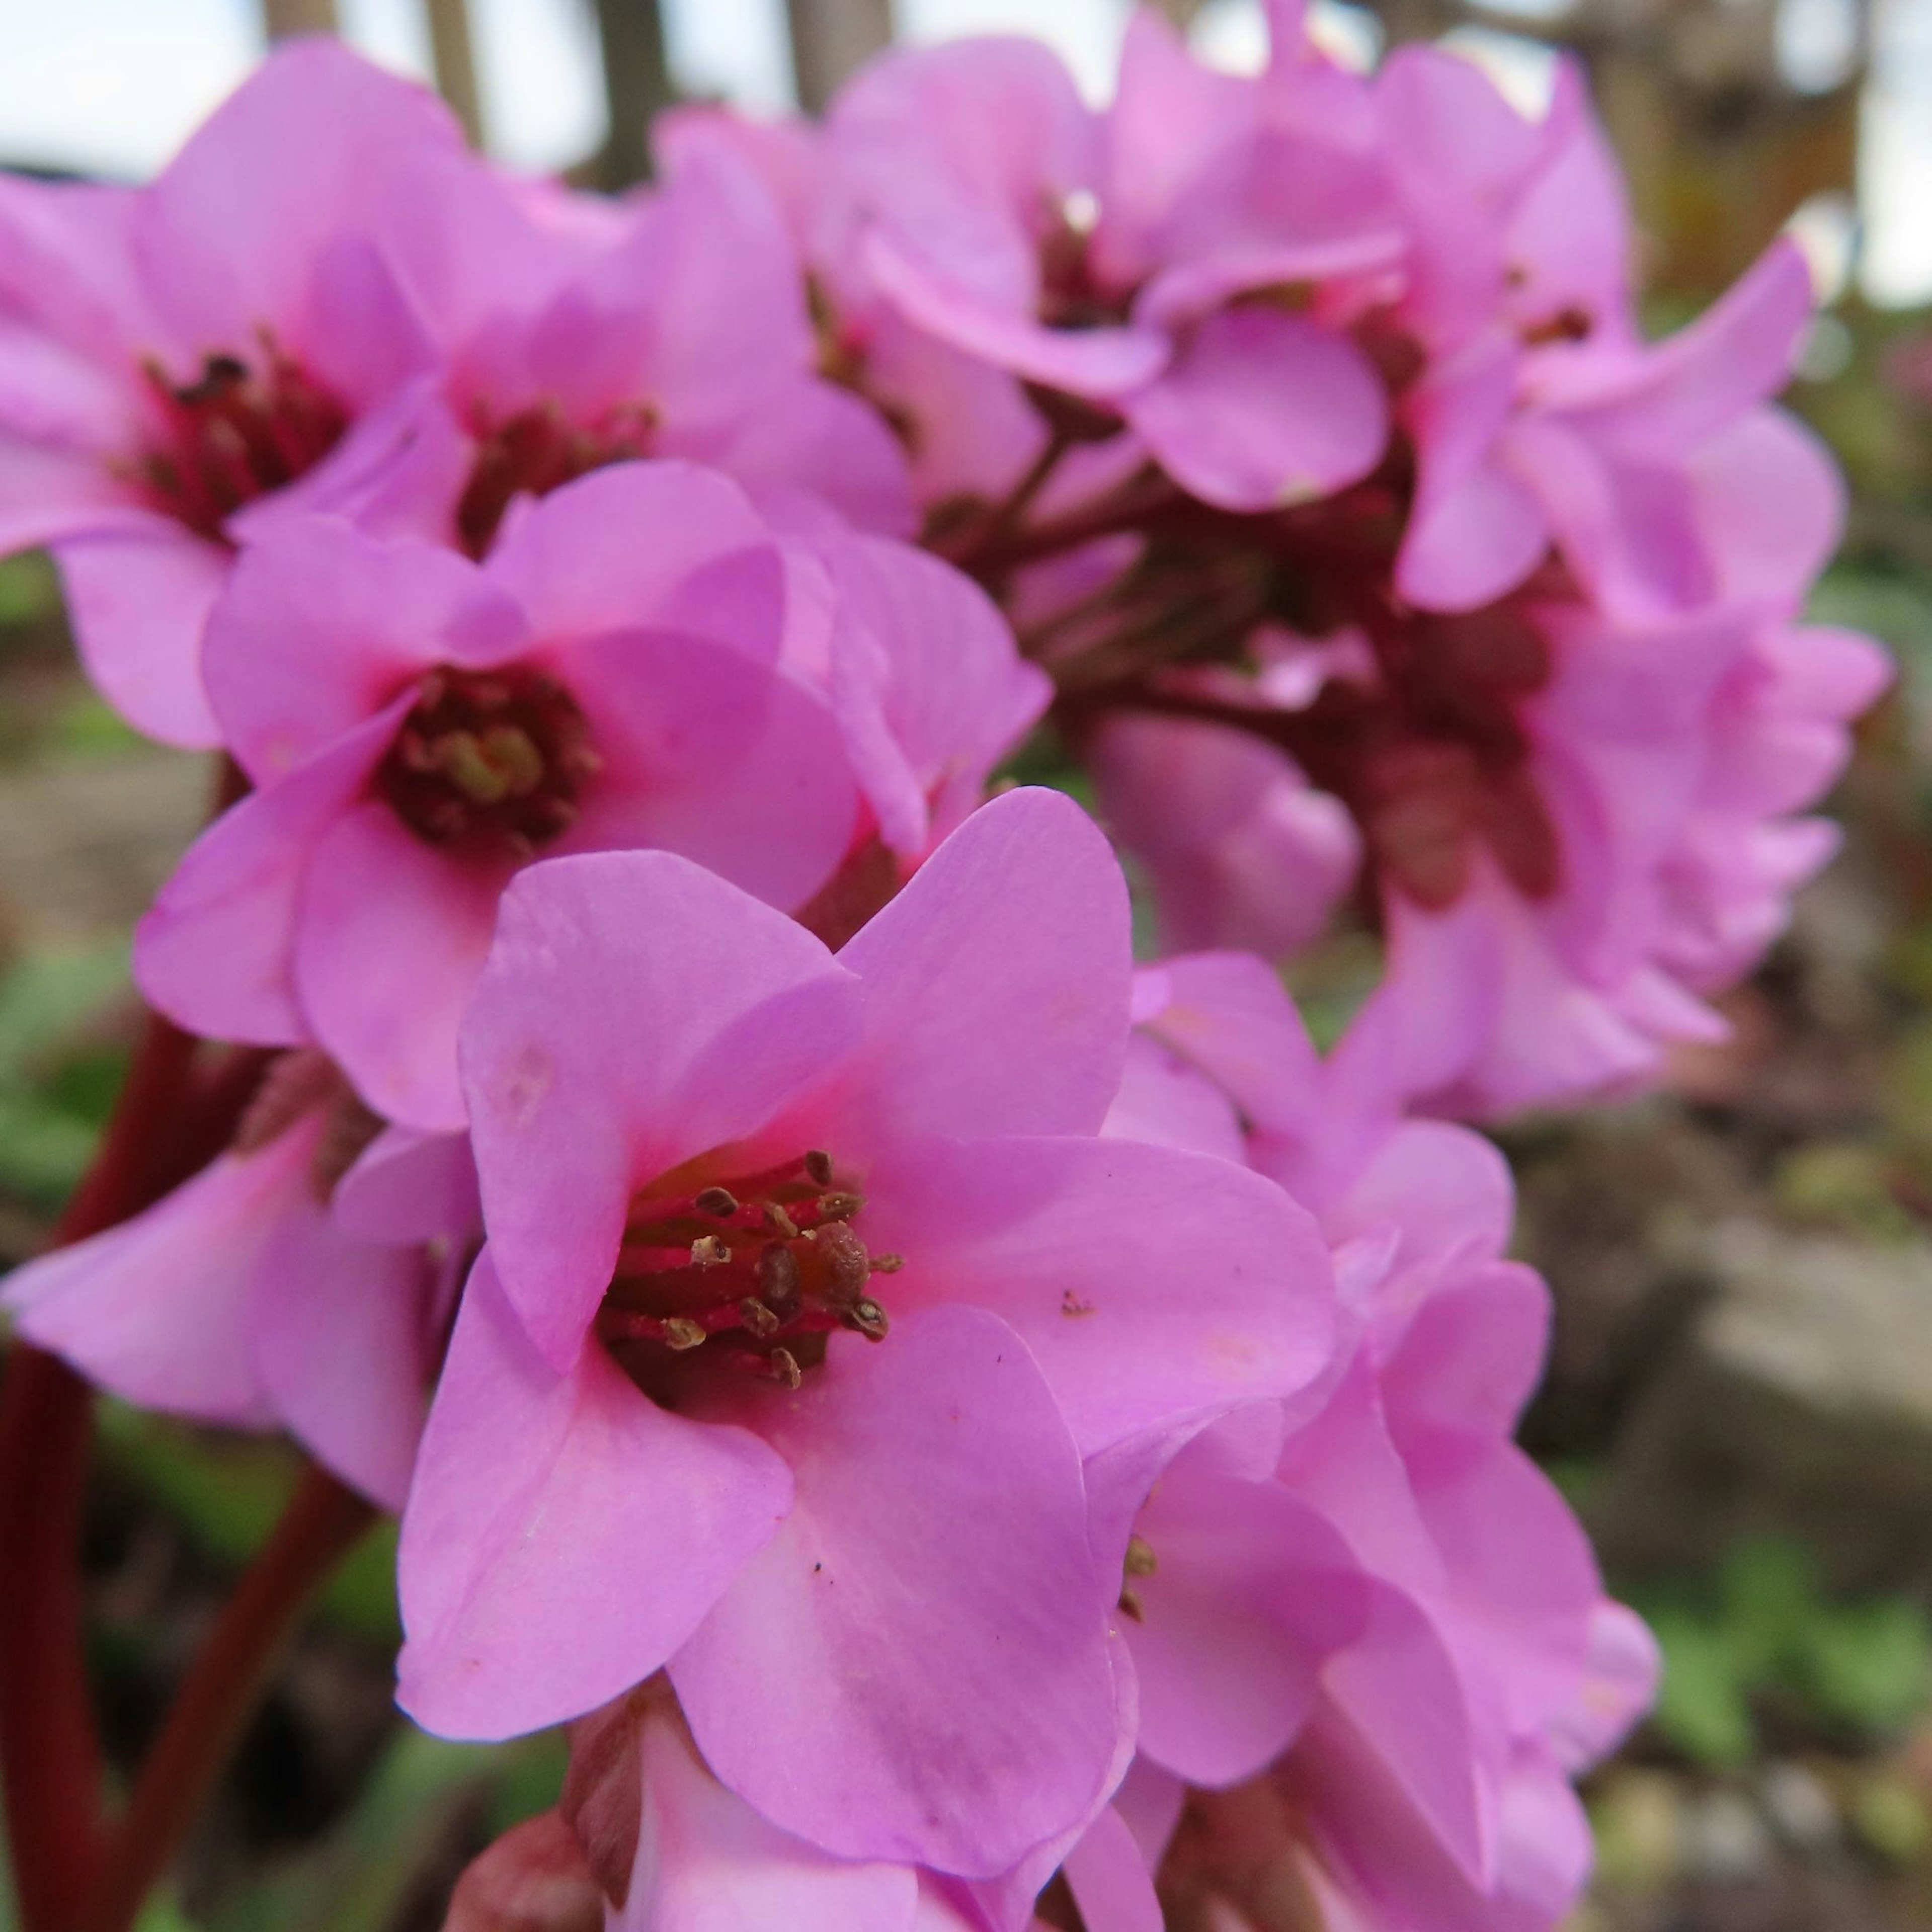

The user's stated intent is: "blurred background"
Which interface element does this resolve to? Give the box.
[3,1,1932,1926]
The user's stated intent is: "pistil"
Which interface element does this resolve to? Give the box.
[378,665,599,862]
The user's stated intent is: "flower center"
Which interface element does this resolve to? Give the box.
[377,664,598,861]
[597,1149,901,1405]
[455,400,657,558]
[136,347,349,541]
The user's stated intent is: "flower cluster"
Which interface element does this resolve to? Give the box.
[0,7,1883,1929]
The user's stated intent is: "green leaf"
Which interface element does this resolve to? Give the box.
[1647,1607,1756,1769]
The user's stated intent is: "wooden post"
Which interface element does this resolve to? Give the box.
[590,0,676,189]
[785,0,894,114]
[424,0,486,148]
[260,0,337,37]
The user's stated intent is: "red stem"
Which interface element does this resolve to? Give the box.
[0,1009,201,1932]
[78,1465,376,1932]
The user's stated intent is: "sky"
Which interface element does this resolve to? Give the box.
[1,0,1929,303]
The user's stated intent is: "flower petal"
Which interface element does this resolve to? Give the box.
[293,801,508,1132]
[863,1134,1333,1454]
[672,1304,1117,1878]
[133,701,407,1045]
[397,1253,792,1740]
[816,787,1132,1150]
[1120,306,1388,511]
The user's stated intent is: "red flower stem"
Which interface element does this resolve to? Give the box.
[79,1463,376,1932]
[0,1007,203,1932]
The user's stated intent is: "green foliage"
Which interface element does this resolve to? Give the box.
[0,940,132,1215]
[1636,1538,1932,1770]
[95,1407,402,1648]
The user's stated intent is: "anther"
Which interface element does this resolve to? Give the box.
[762,1202,800,1239]
[739,1298,781,1339]
[804,1150,834,1186]
[870,1253,904,1274]
[662,1318,707,1352]
[1124,1535,1159,1579]
[815,1191,863,1223]
[695,1187,738,1218]
[691,1235,732,1268]
[757,1244,801,1312]
[770,1348,803,1391]
[841,1297,890,1342]
[1118,1587,1146,1624]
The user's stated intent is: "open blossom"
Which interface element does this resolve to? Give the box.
[132,463,869,1131]
[0,43,464,745]
[1090,952,1657,1928]
[396,788,1334,1880]
[355,128,913,556]
[2,1052,476,1508]
[0,40,913,753]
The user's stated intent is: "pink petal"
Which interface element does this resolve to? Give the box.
[204,519,526,784]
[1061,1807,1162,1932]
[1121,306,1388,511]
[1131,1461,1366,1786]
[53,525,229,748]
[675,377,916,540]
[1313,1579,1492,1886]
[1558,237,1813,453]
[4,1134,312,1424]
[1685,407,1845,606]
[459,851,862,1369]
[133,701,407,1045]
[293,801,508,1132]
[483,462,773,648]
[332,1126,479,1246]
[814,787,1132,1150]
[1102,1036,1246,1163]
[863,1134,1333,1454]
[812,532,1046,857]
[1086,712,1360,961]
[248,1200,435,1510]
[1136,951,1323,1139]
[866,233,1169,399]
[672,1305,1117,1878]
[397,1253,792,1740]
[1399,460,1550,613]
[1380,1261,1549,1441]
[135,41,463,360]
[556,628,857,915]
[619,1708,920,1932]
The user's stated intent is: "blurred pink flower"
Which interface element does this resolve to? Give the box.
[0,42,462,744]
[1092,952,1657,1927]
[396,789,1334,1878]
[3,1051,476,1508]
[133,463,866,1131]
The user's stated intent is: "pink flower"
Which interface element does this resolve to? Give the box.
[0,42,463,745]
[133,463,867,1131]
[1328,606,1891,1117]
[358,135,913,555]
[1090,953,1655,1926]
[396,788,1335,1878]
[686,11,1396,513]
[2,1052,476,1508]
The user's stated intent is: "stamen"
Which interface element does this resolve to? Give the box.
[377,663,594,861]
[601,1148,899,1398]
[1124,1535,1159,1579]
